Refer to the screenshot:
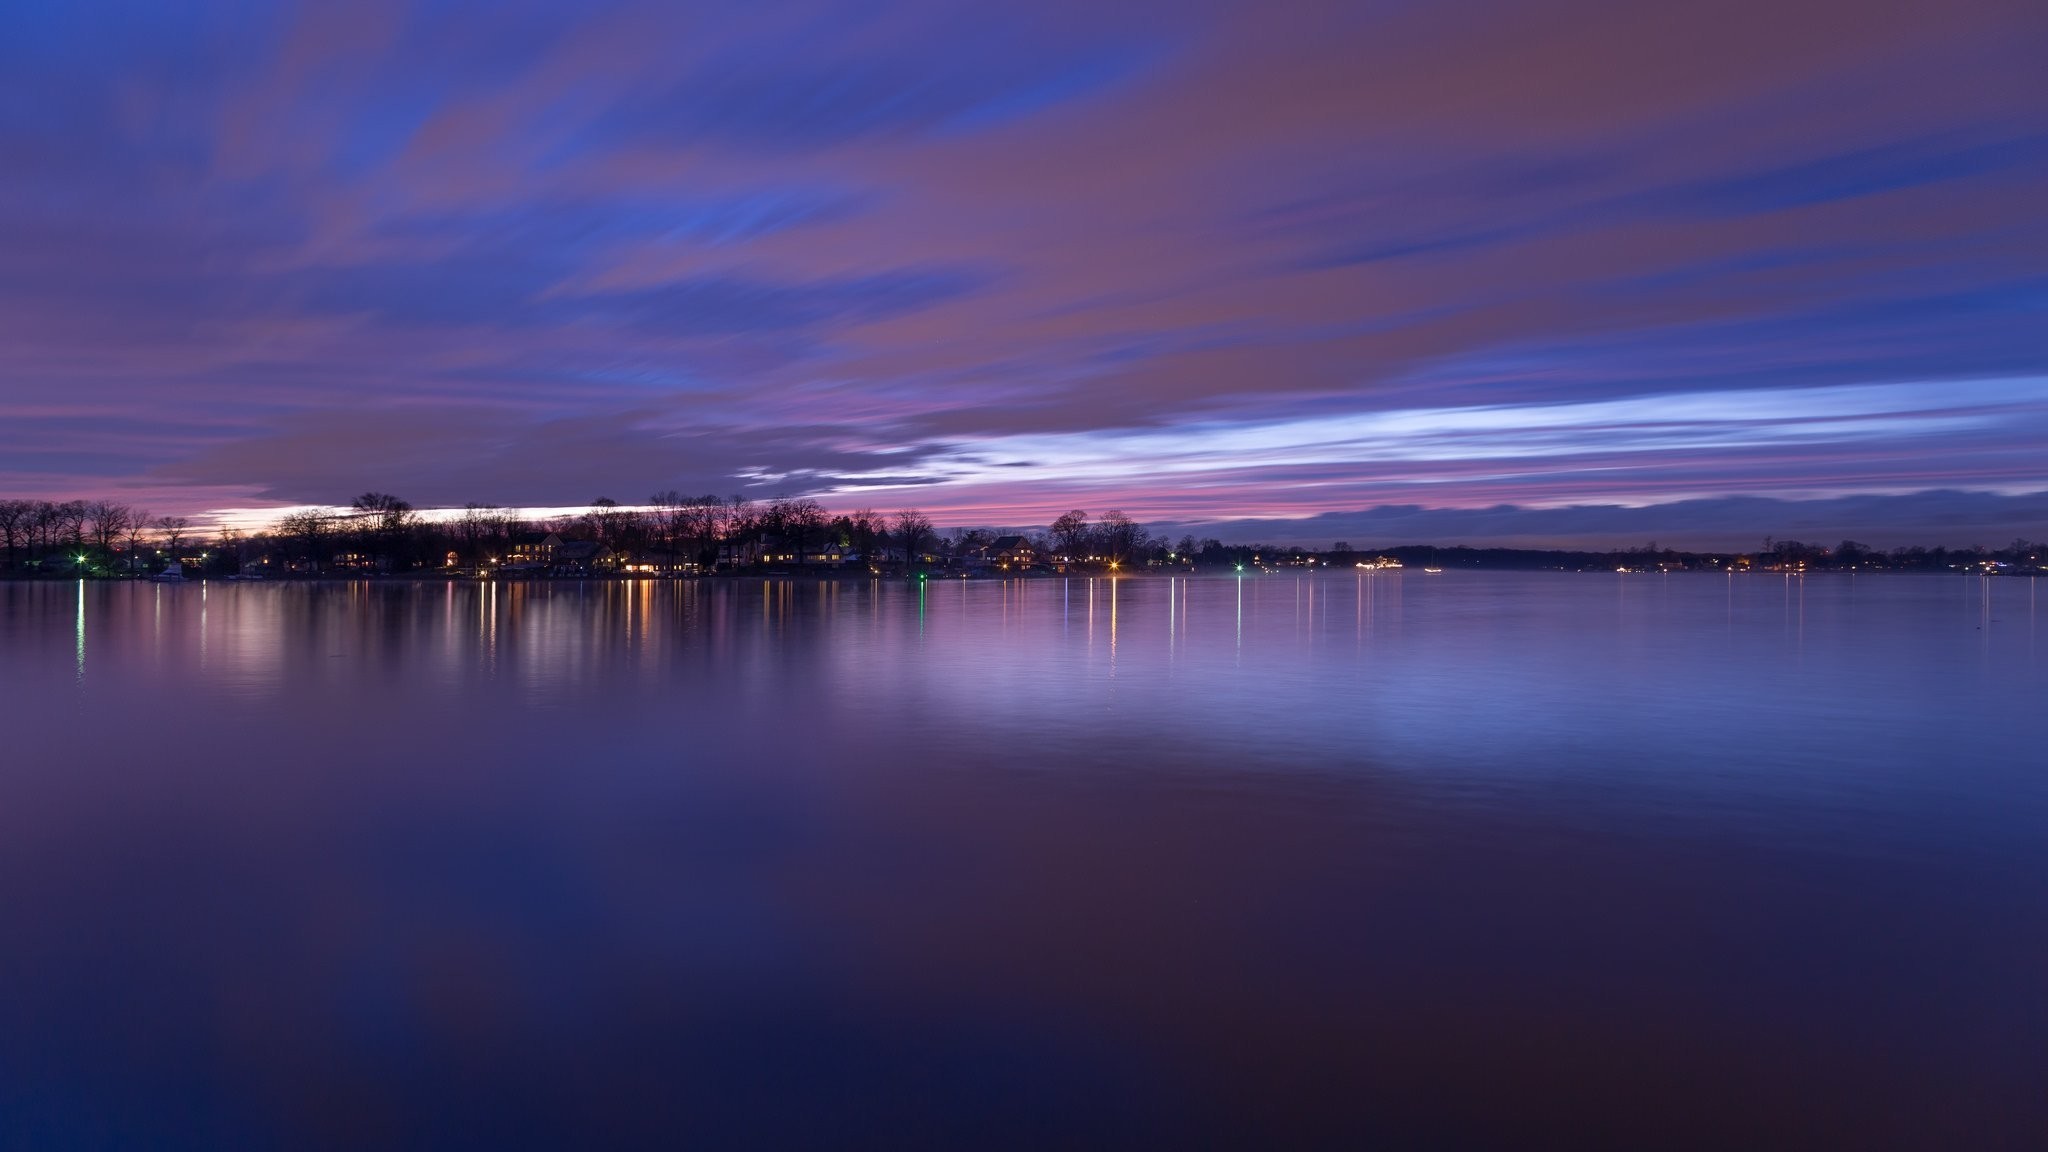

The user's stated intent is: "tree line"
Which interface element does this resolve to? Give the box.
[7,491,2038,577]
[0,499,193,574]
[273,493,952,574]
[0,491,1173,577]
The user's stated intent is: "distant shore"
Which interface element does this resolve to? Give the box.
[6,495,2041,581]
[6,563,2041,583]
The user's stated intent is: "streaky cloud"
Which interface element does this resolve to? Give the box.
[1161,490,2048,551]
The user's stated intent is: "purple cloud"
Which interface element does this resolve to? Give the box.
[0,0,2044,543]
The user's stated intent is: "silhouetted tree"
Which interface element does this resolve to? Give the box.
[851,507,883,566]
[276,511,332,573]
[456,504,504,564]
[1095,510,1145,565]
[770,497,827,564]
[649,492,690,570]
[26,502,60,560]
[1050,509,1089,558]
[683,496,728,568]
[724,496,761,566]
[0,500,30,571]
[85,501,132,562]
[51,501,88,553]
[211,525,242,575]
[349,493,416,569]
[894,509,933,569]
[579,498,641,566]
[155,515,190,555]
[121,509,152,569]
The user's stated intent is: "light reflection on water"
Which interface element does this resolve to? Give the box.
[1,573,2044,1148]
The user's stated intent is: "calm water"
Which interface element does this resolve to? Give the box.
[1,573,2043,1148]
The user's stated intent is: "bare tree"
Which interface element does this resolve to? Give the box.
[584,498,644,565]
[850,507,882,567]
[85,501,132,561]
[122,509,153,570]
[0,500,29,571]
[26,502,59,560]
[155,515,191,555]
[1050,509,1089,559]
[1096,510,1145,565]
[456,503,503,564]
[52,501,88,551]
[351,493,416,567]
[277,511,332,573]
[649,491,688,571]
[724,496,760,566]
[214,524,242,574]
[585,497,619,544]
[769,498,827,565]
[684,496,729,569]
[894,509,933,570]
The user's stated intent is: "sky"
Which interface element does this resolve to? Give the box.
[3,0,2046,546]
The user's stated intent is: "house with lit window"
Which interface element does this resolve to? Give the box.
[506,532,561,568]
[552,539,613,574]
[986,535,1040,569]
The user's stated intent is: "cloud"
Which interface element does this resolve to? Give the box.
[1157,490,2048,551]
[0,0,2045,541]
[590,42,1152,152]
[151,404,959,509]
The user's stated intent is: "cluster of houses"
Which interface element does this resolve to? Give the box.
[422,532,1054,577]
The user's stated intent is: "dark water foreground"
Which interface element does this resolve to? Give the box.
[1,574,2043,1149]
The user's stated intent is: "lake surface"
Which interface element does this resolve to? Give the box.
[1,572,2043,1148]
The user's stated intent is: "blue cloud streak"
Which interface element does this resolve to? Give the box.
[0,0,2043,544]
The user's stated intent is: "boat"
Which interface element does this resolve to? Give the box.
[1422,567,1444,574]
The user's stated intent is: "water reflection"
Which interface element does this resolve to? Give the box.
[0,574,2044,1147]
[15,574,2046,762]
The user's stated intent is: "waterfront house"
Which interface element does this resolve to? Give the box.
[552,539,612,574]
[508,532,561,567]
[803,543,860,567]
[985,535,1040,570]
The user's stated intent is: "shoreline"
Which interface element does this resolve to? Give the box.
[4,567,2037,584]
